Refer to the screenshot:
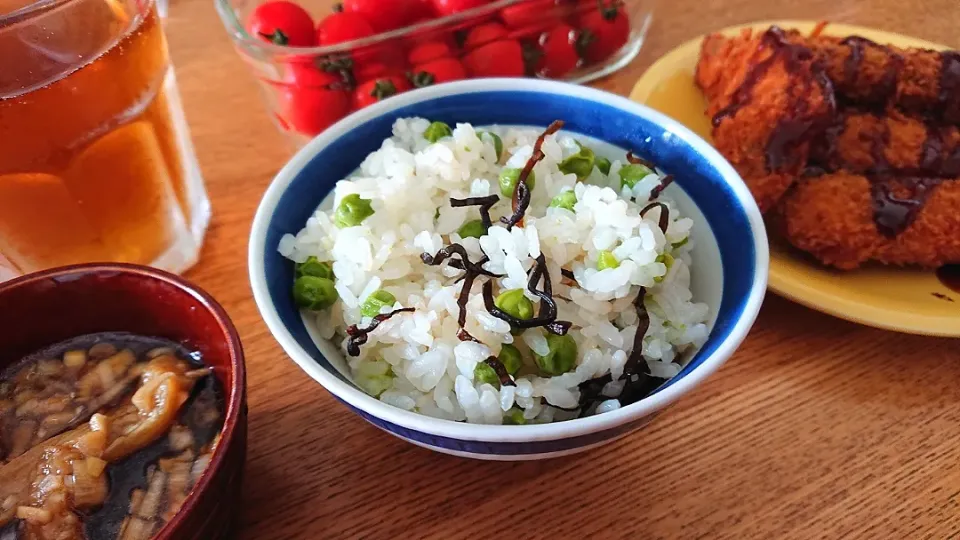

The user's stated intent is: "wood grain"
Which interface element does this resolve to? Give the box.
[160,0,960,537]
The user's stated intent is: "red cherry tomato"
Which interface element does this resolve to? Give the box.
[277,84,351,136]
[343,0,417,32]
[316,11,375,46]
[284,63,343,88]
[534,24,582,78]
[247,1,316,47]
[499,0,574,28]
[410,57,467,87]
[353,61,391,82]
[353,76,411,109]
[407,41,453,65]
[576,3,630,64]
[462,39,525,78]
[462,22,508,51]
[431,0,488,17]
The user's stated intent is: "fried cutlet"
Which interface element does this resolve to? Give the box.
[780,172,960,269]
[790,32,960,124]
[810,111,960,176]
[695,27,835,213]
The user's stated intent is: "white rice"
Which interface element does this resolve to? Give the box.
[279,118,710,424]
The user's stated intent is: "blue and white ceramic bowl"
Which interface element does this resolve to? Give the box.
[249,79,768,461]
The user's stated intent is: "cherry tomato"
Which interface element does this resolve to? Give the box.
[462,22,508,51]
[462,39,525,78]
[410,57,467,87]
[316,11,375,46]
[283,63,343,88]
[407,41,453,65]
[353,76,411,109]
[500,0,575,28]
[277,72,350,136]
[431,0,488,17]
[534,24,581,78]
[343,0,419,32]
[576,2,630,64]
[247,1,316,47]
[353,61,391,82]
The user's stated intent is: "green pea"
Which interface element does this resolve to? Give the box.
[457,219,485,239]
[534,333,578,376]
[356,360,394,397]
[360,289,396,318]
[504,407,526,425]
[335,194,375,228]
[498,344,523,375]
[499,168,536,197]
[597,250,619,271]
[558,143,595,180]
[595,156,612,175]
[653,253,674,283]
[293,276,338,311]
[548,190,577,211]
[618,164,654,189]
[494,289,534,320]
[474,362,500,388]
[424,121,453,143]
[295,256,333,280]
[672,237,689,249]
[479,131,503,161]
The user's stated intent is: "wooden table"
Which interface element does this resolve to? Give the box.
[165,0,960,537]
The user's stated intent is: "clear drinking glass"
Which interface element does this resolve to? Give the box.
[0,0,210,281]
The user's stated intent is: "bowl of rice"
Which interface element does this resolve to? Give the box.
[249,79,768,460]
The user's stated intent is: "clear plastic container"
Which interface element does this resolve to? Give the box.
[215,0,654,147]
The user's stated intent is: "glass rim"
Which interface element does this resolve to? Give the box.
[0,0,152,25]
[213,0,579,60]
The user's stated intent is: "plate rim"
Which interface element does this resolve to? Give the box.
[629,19,960,337]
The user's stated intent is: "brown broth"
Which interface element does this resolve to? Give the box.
[0,333,224,540]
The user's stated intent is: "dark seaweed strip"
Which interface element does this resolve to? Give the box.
[455,272,480,342]
[625,151,656,169]
[502,120,565,229]
[450,195,500,231]
[648,174,675,200]
[421,244,502,278]
[345,307,416,356]
[480,256,571,335]
[560,268,576,280]
[620,287,651,379]
[640,202,670,233]
[483,357,516,387]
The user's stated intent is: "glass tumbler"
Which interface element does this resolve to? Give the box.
[0,0,210,281]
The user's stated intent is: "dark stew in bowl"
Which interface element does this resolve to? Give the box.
[0,333,224,540]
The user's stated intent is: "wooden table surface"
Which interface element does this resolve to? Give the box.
[164,0,960,537]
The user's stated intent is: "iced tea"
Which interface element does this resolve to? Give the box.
[0,0,209,279]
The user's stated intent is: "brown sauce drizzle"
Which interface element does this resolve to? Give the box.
[870,177,941,237]
[481,357,516,387]
[345,308,416,357]
[839,36,903,107]
[940,52,960,125]
[936,264,960,294]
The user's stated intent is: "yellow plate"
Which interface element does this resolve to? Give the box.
[629,20,960,337]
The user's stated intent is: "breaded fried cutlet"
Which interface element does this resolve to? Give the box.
[695,27,836,213]
[809,111,960,177]
[797,34,960,124]
[781,172,960,269]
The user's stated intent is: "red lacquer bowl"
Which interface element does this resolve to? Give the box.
[0,263,247,540]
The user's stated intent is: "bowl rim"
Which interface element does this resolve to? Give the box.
[249,78,768,443]
[0,263,246,536]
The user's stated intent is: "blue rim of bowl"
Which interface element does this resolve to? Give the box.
[249,78,768,447]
